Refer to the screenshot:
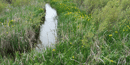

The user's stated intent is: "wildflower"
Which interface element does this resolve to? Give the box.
[109,34,112,37]
[115,31,118,33]
[52,49,55,51]
[127,25,129,28]
[75,7,76,9]
[123,29,125,31]
[77,25,79,28]
[70,42,72,44]
[81,40,83,42]
[110,60,114,62]
[12,25,14,27]
[11,20,13,22]
[72,56,74,59]
[88,19,89,21]
[6,32,8,34]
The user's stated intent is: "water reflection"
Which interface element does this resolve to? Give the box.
[36,3,57,51]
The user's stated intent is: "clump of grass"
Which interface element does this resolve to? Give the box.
[83,0,130,64]
[0,0,31,13]
[0,0,45,57]
[11,0,31,7]
[0,1,7,13]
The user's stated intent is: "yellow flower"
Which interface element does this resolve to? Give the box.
[77,25,79,28]
[88,19,89,21]
[52,49,55,51]
[70,42,72,44]
[75,7,76,9]
[109,34,112,37]
[10,20,13,22]
[12,25,14,27]
[127,25,129,28]
[81,40,83,42]
[6,32,8,34]
[72,56,74,59]
[115,31,118,33]
[123,29,125,31]
[110,60,114,62]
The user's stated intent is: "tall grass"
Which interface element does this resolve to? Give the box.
[11,0,31,6]
[0,0,130,65]
[0,0,45,57]
[0,1,7,13]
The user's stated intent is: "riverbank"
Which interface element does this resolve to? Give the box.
[0,0,45,58]
[0,0,130,65]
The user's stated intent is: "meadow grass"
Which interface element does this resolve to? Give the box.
[0,0,45,58]
[0,0,130,65]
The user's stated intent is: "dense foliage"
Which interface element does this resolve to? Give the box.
[0,0,130,65]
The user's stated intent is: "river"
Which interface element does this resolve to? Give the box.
[35,3,58,51]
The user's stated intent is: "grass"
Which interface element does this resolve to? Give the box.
[0,0,45,57]
[0,0,130,65]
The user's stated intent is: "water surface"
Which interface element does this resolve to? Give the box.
[36,3,57,51]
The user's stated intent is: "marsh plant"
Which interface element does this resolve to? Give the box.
[0,0,130,65]
[0,0,45,57]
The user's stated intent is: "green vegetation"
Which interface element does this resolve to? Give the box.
[0,0,7,13]
[0,0,130,65]
[0,0,45,57]
[11,0,31,7]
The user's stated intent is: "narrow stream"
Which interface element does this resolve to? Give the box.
[35,3,58,51]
